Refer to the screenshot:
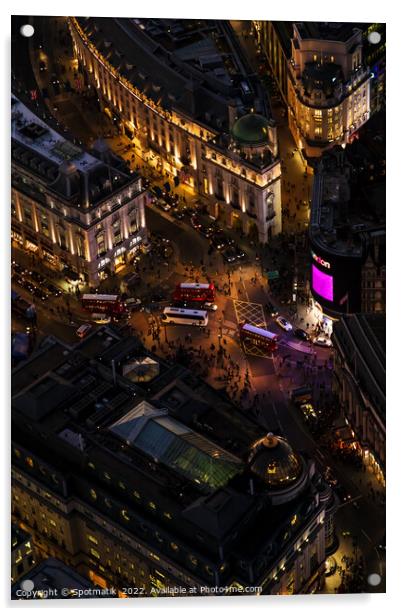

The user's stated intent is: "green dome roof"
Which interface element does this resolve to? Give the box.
[232,113,271,146]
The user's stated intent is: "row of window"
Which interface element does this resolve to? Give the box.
[86,487,217,577]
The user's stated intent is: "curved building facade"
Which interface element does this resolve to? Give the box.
[68,17,282,243]
[309,124,385,320]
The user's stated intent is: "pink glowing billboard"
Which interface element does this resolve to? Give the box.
[312,265,333,302]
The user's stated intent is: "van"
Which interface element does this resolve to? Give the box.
[125,298,142,311]
[76,323,92,338]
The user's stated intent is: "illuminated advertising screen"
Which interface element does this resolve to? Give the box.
[312,264,333,302]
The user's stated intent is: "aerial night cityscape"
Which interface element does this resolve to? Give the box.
[10,13,386,600]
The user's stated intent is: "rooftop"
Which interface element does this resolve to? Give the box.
[110,402,242,492]
[232,113,272,147]
[12,96,101,173]
[12,327,322,584]
[295,22,363,43]
[12,558,95,598]
[75,17,272,133]
[310,114,385,258]
[333,313,385,419]
[12,96,140,209]
[248,434,303,488]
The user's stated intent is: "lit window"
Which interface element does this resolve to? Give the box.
[148,501,156,511]
[118,481,126,490]
[49,519,57,528]
[104,472,111,481]
[104,498,112,508]
[170,542,179,551]
[189,555,198,566]
[26,457,34,468]
[90,547,101,559]
[121,509,130,522]
[163,512,172,520]
[88,462,96,470]
[14,449,21,458]
[87,535,98,545]
[90,489,97,500]
[133,491,141,500]
[291,515,298,526]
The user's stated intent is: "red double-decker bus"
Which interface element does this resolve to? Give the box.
[239,323,279,352]
[172,282,215,303]
[81,294,126,316]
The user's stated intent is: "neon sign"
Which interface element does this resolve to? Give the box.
[312,251,330,269]
[312,265,333,302]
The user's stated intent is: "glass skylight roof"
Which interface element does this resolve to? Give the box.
[109,403,242,491]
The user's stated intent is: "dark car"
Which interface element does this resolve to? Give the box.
[265,301,279,317]
[199,225,213,238]
[29,271,46,285]
[164,193,179,206]
[172,209,185,220]
[190,215,202,230]
[234,245,246,260]
[150,292,165,303]
[212,233,229,250]
[45,283,62,297]
[12,262,23,275]
[33,287,48,301]
[222,247,237,263]
[294,328,310,341]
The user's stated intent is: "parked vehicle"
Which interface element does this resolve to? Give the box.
[265,301,279,317]
[76,323,92,338]
[294,328,310,341]
[275,316,292,332]
[222,247,237,263]
[190,215,202,230]
[125,298,142,311]
[313,336,333,347]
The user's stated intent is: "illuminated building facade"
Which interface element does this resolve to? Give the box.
[68,18,282,243]
[255,21,371,158]
[12,328,337,596]
[332,313,385,482]
[11,524,36,584]
[11,95,148,283]
[253,21,293,102]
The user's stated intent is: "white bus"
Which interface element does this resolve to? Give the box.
[161,307,208,327]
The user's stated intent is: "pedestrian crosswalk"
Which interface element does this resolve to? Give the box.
[233,299,266,328]
[232,299,273,359]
